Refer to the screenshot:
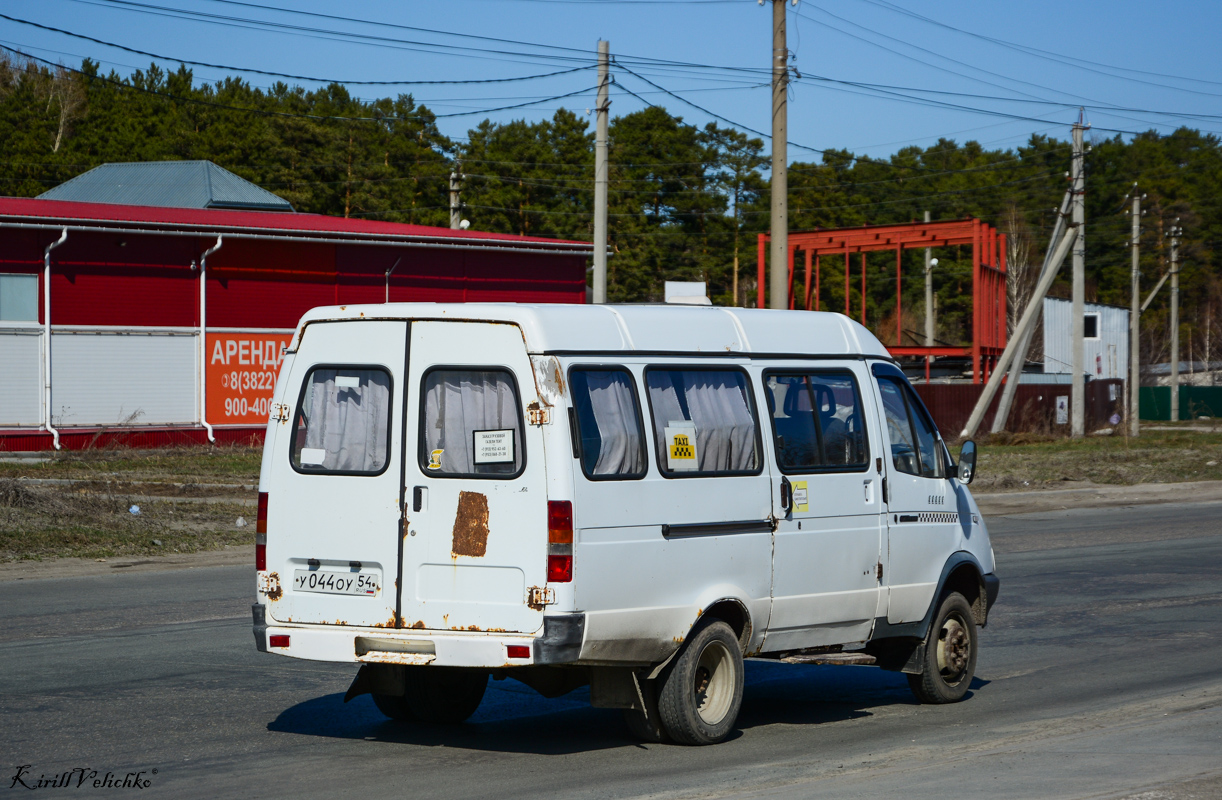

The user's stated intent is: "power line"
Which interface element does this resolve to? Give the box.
[856,0,1222,93]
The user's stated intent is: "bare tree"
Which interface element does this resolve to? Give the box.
[1003,202,1038,360]
[47,66,86,153]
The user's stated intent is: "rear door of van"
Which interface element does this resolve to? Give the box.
[264,320,407,629]
[398,321,547,635]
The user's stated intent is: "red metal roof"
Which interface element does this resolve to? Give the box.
[0,195,591,252]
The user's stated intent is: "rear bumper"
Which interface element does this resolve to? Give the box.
[252,607,586,668]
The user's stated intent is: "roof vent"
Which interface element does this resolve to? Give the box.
[664,281,712,306]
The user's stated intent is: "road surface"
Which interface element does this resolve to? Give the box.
[2,500,1220,799]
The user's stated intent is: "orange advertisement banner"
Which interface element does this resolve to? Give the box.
[206,333,293,426]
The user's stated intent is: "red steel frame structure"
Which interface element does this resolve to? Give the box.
[757,218,1006,383]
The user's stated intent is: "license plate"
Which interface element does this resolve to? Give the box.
[293,569,379,596]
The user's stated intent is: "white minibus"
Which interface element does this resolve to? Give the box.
[252,303,998,745]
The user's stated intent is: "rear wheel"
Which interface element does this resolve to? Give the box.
[372,667,489,724]
[907,592,977,704]
[657,620,744,745]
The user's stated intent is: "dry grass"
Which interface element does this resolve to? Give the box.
[970,426,1222,491]
[2,429,1220,561]
[0,479,255,562]
[0,444,260,561]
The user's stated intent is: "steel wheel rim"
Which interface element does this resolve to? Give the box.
[936,614,970,686]
[693,639,735,725]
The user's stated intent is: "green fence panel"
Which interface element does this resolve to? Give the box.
[1139,386,1222,420]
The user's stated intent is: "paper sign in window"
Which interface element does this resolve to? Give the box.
[665,421,698,471]
[335,375,360,388]
[300,448,327,466]
[472,429,515,464]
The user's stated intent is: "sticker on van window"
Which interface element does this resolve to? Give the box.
[665,421,699,471]
[473,429,515,464]
[300,448,327,466]
[792,480,809,512]
[427,449,444,470]
[335,375,360,389]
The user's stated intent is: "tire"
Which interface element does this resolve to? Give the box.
[907,592,978,704]
[371,689,415,721]
[372,667,488,724]
[657,620,744,745]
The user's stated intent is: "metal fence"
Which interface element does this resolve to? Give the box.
[915,379,1126,438]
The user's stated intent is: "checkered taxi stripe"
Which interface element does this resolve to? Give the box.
[918,512,959,523]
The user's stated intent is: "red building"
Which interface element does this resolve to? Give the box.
[0,193,590,450]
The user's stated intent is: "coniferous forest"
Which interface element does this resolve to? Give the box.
[3,52,1222,365]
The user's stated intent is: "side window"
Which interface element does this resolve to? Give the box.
[877,377,943,479]
[291,367,392,475]
[420,368,525,478]
[569,368,647,480]
[765,371,868,472]
[645,368,760,477]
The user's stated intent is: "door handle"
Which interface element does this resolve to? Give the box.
[780,477,792,512]
[413,486,426,513]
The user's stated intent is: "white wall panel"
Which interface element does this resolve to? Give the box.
[0,332,42,426]
[1043,298,1130,380]
[51,333,197,426]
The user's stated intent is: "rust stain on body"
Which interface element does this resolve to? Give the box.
[265,572,283,601]
[451,491,489,557]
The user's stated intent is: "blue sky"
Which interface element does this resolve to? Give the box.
[3,0,1220,160]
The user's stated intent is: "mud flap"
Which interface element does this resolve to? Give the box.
[343,663,407,703]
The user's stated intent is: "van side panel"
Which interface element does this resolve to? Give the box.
[568,360,773,663]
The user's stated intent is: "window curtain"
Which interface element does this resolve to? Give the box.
[423,370,523,474]
[304,369,391,472]
[649,371,757,472]
[583,371,645,475]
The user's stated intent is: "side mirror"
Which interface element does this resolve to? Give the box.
[957,440,977,485]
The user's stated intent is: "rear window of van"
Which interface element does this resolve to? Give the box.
[290,367,393,475]
[645,368,761,477]
[419,368,525,478]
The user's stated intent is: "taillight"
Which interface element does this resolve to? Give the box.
[506,645,530,659]
[257,492,268,534]
[547,555,573,583]
[548,501,573,544]
[269,635,290,648]
[547,501,573,583]
[255,492,268,571]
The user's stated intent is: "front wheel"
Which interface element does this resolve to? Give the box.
[657,619,744,745]
[907,592,978,704]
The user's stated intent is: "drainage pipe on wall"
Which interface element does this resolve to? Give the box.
[198,235,223,443]
[42,228,68,450]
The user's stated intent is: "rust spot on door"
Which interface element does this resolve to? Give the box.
[451,491,490,557]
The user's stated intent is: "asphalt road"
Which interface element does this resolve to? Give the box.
[3,501,1221,799]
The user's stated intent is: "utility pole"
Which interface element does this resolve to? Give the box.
[768,0,789,310]
[1170,223,1181,421]
[924,209,933,350]
[1070,117,1087,437]
[592,40,610,304]
[449,164,463,230]
[1129,191,1141,436]
[924,210,936,381]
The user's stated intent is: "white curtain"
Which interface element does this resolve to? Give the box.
[423,370,523,474]
[648,370,757,472]
[303,369,391,472]
[583,371,645,475]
